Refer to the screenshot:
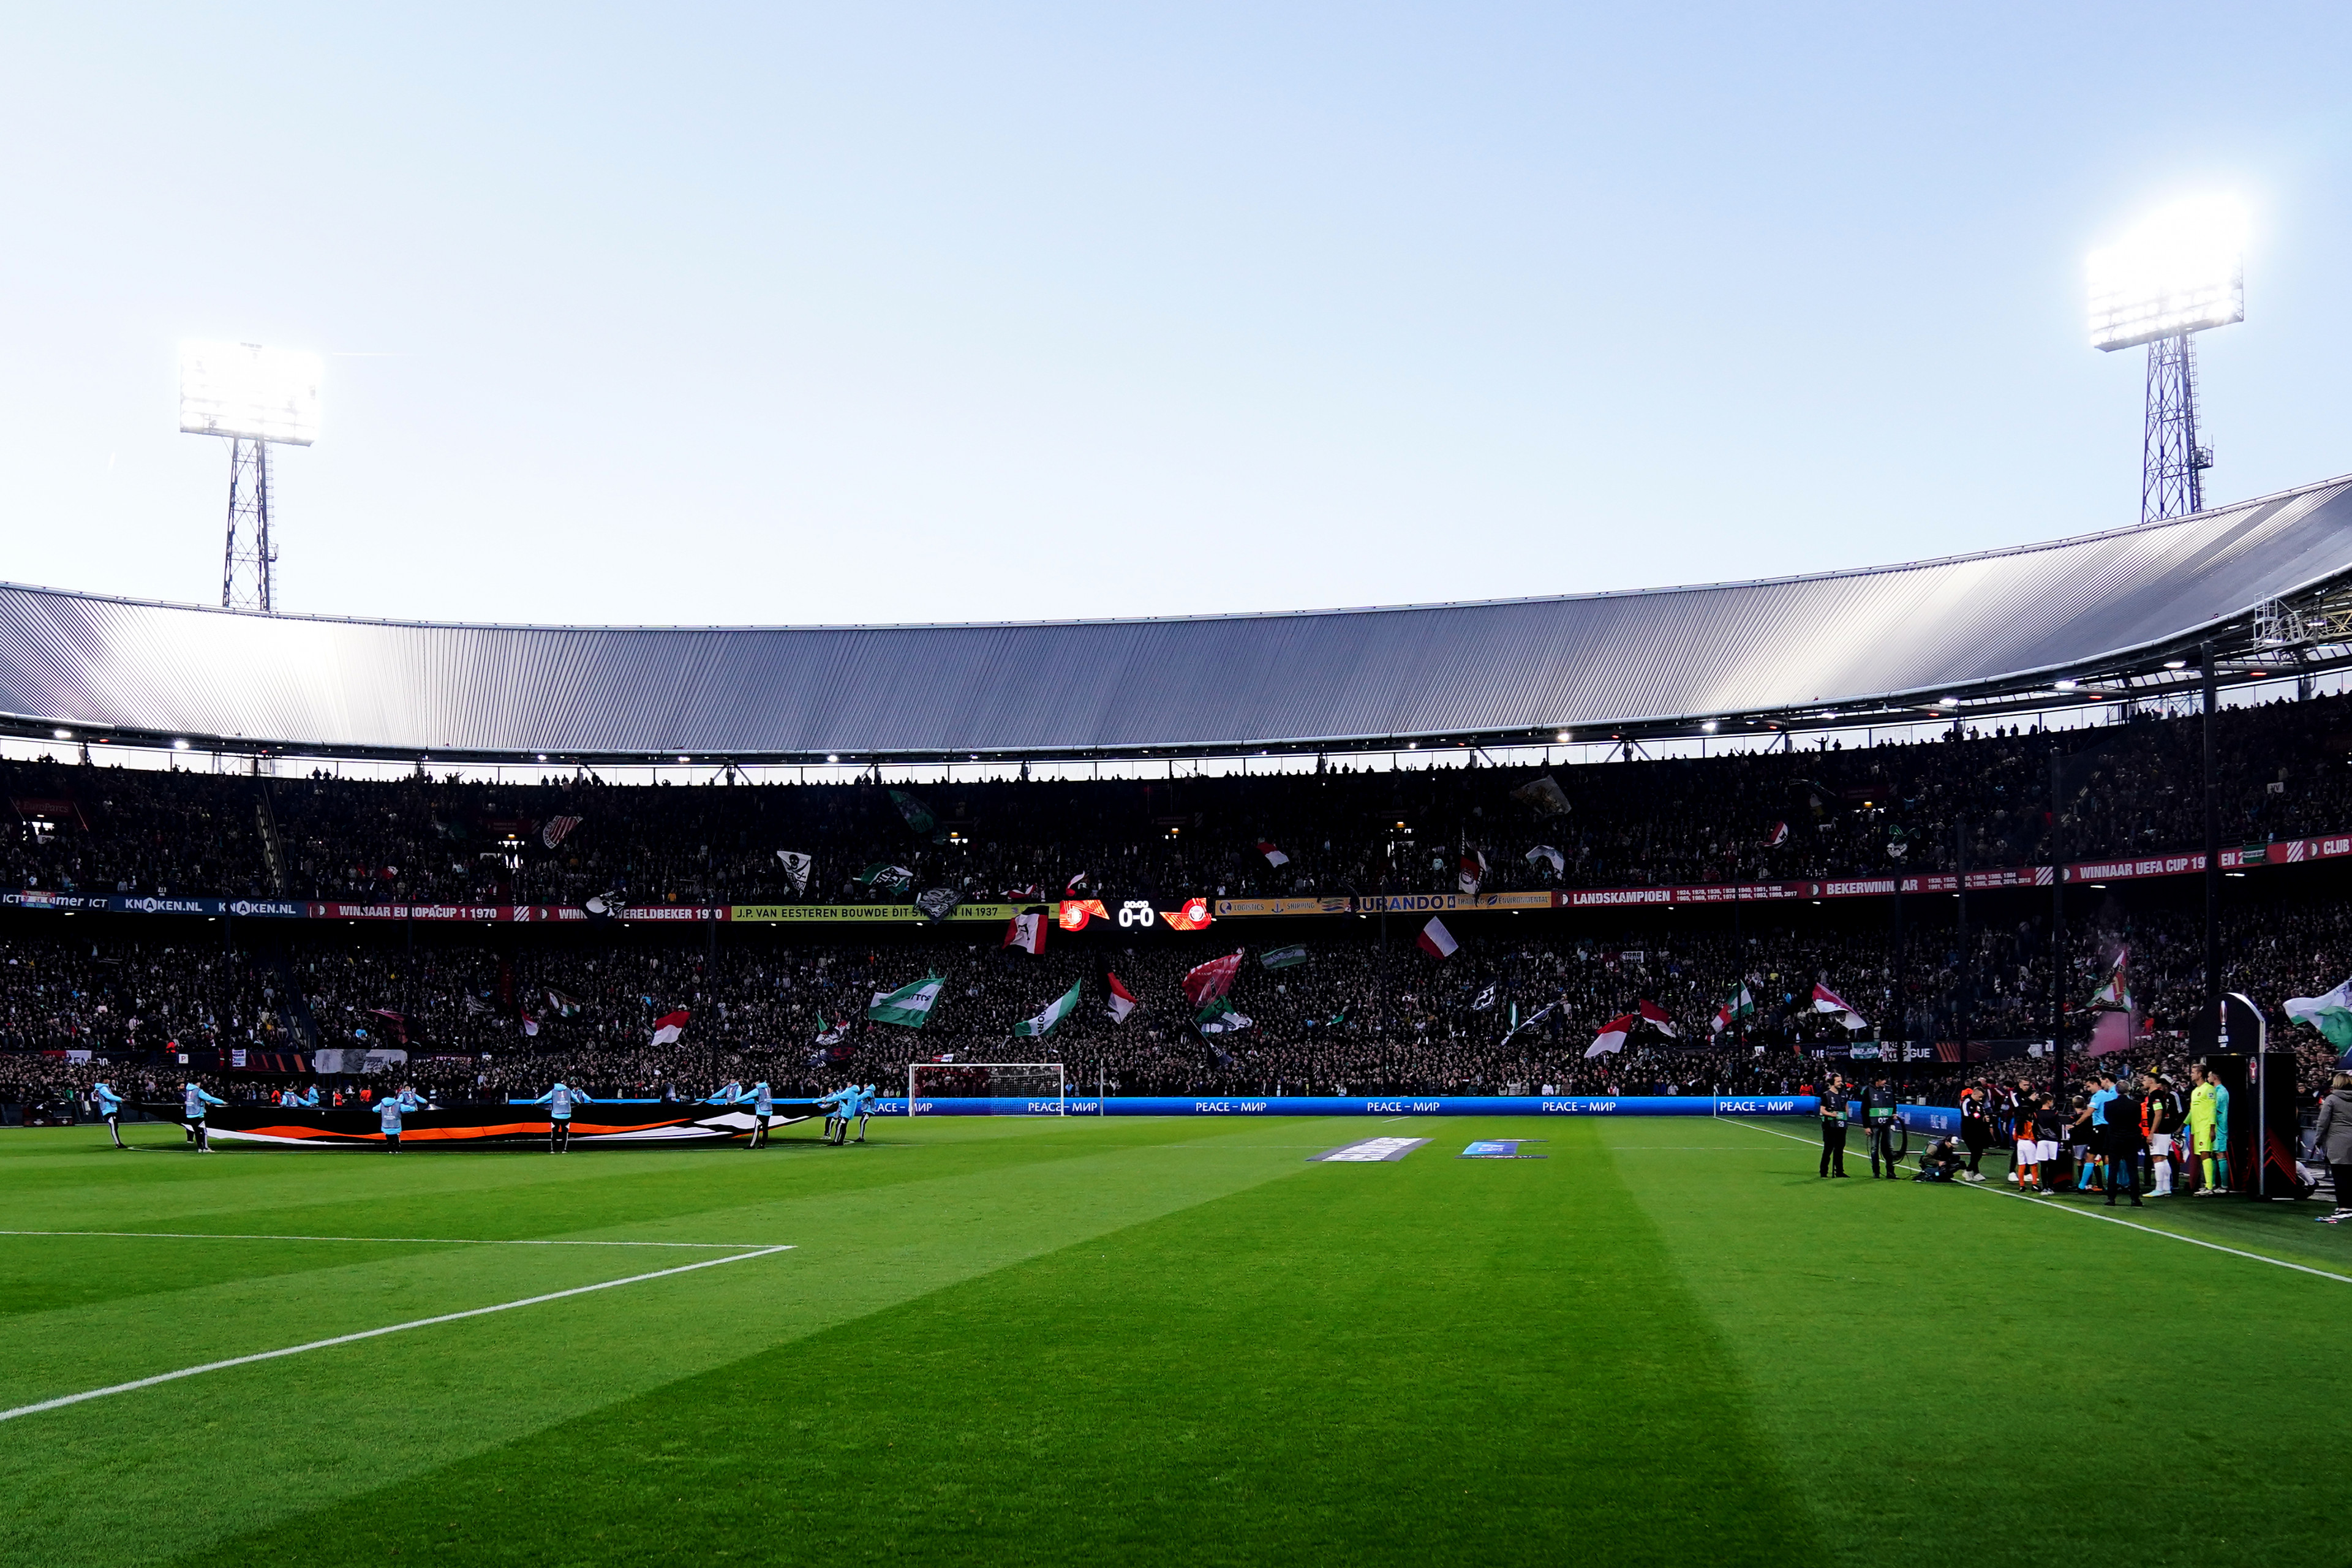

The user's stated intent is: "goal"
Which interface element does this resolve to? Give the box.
[907,1062,1068,1114]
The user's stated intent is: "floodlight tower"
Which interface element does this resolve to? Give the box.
[2088,198,2245,522]
[179,341,322,612]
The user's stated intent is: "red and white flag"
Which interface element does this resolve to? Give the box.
[1183,951,1243,1008]
[1637,999,1678,1038]
[1256,842,1289,867]
[1105,973,1139,1024]
[1004,911,1047,954]
[1457,849,1488,894]
[1416,917,1458,959]
[1586,1012,1636,1058]
[1765,821,1789,848]
[1811,983,1867,1031]
[650,1008,690,1046]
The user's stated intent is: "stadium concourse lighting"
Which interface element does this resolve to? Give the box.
[179,341,322,615]
[2088,196,2245,524]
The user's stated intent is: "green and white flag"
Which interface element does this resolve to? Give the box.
[2285,975,2352,1049]
[1261,944,1309,970]
[1709,984,1755,1037]
[1012,979,1083,1038]
[1196,996,1254,1035]
[888,789,938,835]
[868,976,945,1027]
[854,863,914,894]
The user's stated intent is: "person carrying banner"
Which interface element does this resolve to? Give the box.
[182,1080,226,1153]
[92,1080,127,1148]
[744,1080,774,1149]
[527,1080,592,1153]
[377,1085,412,1152]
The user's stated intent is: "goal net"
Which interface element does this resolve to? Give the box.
[907,1062,1068,1114]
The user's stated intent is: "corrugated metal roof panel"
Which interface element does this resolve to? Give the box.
[4,474,2351,757]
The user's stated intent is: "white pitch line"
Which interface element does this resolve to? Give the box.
[1713,1116,2352,1287]
[0,1230,769,1249]
[0,1245,794,1425]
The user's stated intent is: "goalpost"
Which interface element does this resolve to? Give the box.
[906,1062,1069,1115]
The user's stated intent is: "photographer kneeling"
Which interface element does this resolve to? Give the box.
[1912,1136,1966,1183]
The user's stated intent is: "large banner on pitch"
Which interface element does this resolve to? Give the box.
[883,1094,1819,1117]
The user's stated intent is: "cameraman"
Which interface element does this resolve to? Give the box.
[1864,1077,1901,1178]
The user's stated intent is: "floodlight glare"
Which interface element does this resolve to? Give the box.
[2087,196,2246,352]
[178,341,322,445]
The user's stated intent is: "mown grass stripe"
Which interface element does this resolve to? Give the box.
[0,1248,793,1425]
[1718,1114,2352,1284]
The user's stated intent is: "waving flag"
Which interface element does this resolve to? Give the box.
[1104,973,1139,1023]
[1196,997,1254,1035]
[1710,985,1755,1036]
[1183,951,1243,1008]
[1416,917,1458,960]
[1012,979,1083,1038]
[1457,848,1488,894]
[2088,946,2130,1009]
[1766,821,1790,848]
[775,850,813,895]
[1472,982,1498,1011]
[1510,775,1573,816]
[1811,983,1867,1031]
[854,864,913,894]
[888,789,937,834]
[868,976,946,1027]
[1256,842,1290,868]
[1003,911,1048,954]
[540,815,582,850]
[2287,976,2352,1062]
[1586,1013,1635,1057]
[650,1009,690,1046]
[1637,999,1678,1038]
[1525,845,1565,875]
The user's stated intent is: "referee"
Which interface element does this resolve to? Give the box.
[1819,1077,1850,1178]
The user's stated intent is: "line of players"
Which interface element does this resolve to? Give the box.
[80,1076,883,1153]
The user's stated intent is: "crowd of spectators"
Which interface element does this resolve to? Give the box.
[9,691,2352,914]
[9,688,2352,1115]
[5,884,2349,1111]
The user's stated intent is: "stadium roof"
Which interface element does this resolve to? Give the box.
[6,472,2352,763]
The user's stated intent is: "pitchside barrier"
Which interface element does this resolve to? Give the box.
[877,1095,1819,1117]
[1839,1101,1970,1136]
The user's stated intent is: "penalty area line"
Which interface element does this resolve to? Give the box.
[0,1230,773,1249]
[1714,1115,2352,1287]
[0,1245,794,1425]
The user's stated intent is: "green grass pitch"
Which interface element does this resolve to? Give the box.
[1,1113,2343,1566]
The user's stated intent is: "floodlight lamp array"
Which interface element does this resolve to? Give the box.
[179,341,323,445]
[2087,197,2247,352]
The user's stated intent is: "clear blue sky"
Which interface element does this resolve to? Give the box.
[1,3,2346,627]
